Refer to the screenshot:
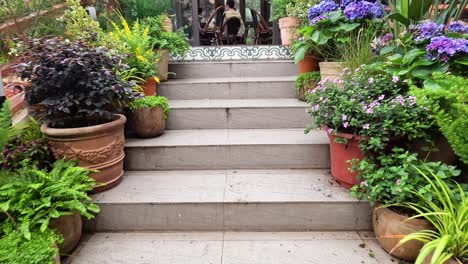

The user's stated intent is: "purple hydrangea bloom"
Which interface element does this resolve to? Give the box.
[381,33,393,43]
[426,36,468,62]
[308,0,339,21]
[310,14,328,25]
[343,1,384,21]
[448,21,468,34]
[409,22,445,42]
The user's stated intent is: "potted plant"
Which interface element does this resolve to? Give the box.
[295,71,320,101]
[17,38,137,192]
[410,73,467,165]
[306,67,434,187]
[373,21,468,86]
[108,17,160,95]
[128,95,170,138]
[393,167,467,264]
[272,0,300,45]
[301,0,385,81]
[0,159,100,255]
[142,16,190,81]
[350,149,463,261]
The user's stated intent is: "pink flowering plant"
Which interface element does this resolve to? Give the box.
[305,67,434,152]
[349,147,463,207]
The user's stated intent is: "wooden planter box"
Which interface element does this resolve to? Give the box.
[0,3,68,35]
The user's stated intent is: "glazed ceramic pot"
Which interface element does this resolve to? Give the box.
[50,213,82,255]
[129,106,166,138]
[373,204,433,261]
[42,114,126,193]
[278,17,299,46]
[298,55,320,73]
[326,128,364,188]
[319,62,344,83]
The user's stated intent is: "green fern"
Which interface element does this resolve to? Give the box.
[0,160,100,239]
[0,228,62,264]
[412,74,468,164]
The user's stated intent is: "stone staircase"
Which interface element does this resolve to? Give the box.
[70,60,393,264]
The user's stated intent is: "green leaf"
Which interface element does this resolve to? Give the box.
[327,10,342,23]
[388,13,410,26]
[388,54,403,63]
[408,0,432,20]
[311,30,333,45]
[402,49,425,65]
[338,22,360,32]
[380,45,397,56]
[294,45,308,64]
[454,57,468,66]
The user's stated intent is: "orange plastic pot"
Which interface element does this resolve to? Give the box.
[298,55,320,73]
[326,128,364,188]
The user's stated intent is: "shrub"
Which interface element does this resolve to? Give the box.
[129,96,170,119]
[411,73,468,164]
[17,38,137,128]
[350,147,464,207]
[142,16,190,56]
[108,17,159,79]
[295,71,320,91]
[306,67,435,152]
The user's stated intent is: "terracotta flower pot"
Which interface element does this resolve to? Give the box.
[297,79,318,102]
[140,77,157,96]
[319,62,344,83]
[50,213,82,255]
[1,62,16,78]
[414,133,458,165]
[278,17,299,46]
[373,204,433,261]
[156,49,170,82]
[326,128,364,188]
[41,114,126,193]
[129,106,166,138]
[298,55,320,73]
[163,16,173,32]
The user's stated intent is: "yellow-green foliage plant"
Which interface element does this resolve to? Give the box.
[393,166,468,264]
[60,0,102,43]
[411,73,468,164]
[108,16,159,80]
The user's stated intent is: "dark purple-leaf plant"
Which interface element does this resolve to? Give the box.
[17,38,137,128]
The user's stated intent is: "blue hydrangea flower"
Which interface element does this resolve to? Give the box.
[310,14,328,25]
[409,22,445,42]
[426,36,468,62]
[308,0,339,22]
[448,21,468,34]
[343,1,384,21]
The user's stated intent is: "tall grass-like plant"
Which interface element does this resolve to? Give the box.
[338,23,383,71]
[393,166,468,264]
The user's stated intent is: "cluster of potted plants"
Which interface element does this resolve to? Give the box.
[301,0,468,262]
[0,1,182,260]
[0,101,99,263]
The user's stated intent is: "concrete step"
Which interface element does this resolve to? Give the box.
[124,129,330,170]
[158,76,297,100]
[169,60,299,79]
[86,169,370,232]
[68,231,396,264]
[167,99,309,129]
